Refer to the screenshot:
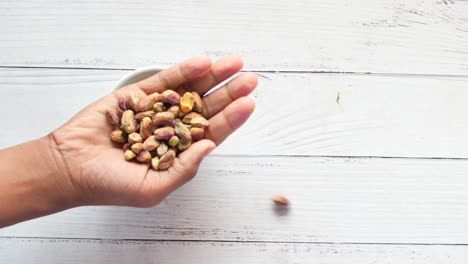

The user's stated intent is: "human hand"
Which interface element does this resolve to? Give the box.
[51,55,258,207]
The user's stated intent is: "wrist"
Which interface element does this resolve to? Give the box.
[0,135,80,227]
[40,134,83,209]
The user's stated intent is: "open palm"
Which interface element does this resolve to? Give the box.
[51,56,257,207]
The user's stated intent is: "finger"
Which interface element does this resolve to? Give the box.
[185,55,243,96]
[203,72,258,118]
[158,139,216,193]
[204,97,255,145]
[136,56,212,94]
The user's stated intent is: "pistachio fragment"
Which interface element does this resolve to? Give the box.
[153,127,175,140]
[131,143,144,154]
[138,92,159,111]
[110,130,126,143]
[177,137,192,151]
[160,90,180,105]
[152,112,175,127]
[128,132,143,144]
[182,112,202,124]
[153,102,165,112]
[140,117,153,139]
[190,116,209,128]
[178,111,187,118]
[192,92,203,113]
[143,136,160,151]
[180,92,195,113]
[167,105,180,117]
[175,120,191,139]
[159,150,176,170]
[106,109,120,127]
[125,150,137,160]
[168,135,180,147]
[121,110,137,134]
[129,92,144,112]
[122,142,131,151]
[151,157,160,171]
[190,127,204,141]
[119,97,129,111]
[136,150,152,163]
[135,110,156,120]
[169,146,178,154]
[157,142,168,157]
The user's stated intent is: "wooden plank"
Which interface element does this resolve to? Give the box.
[2,156,468,244]
[1,0,468,74]
[1,238,468,264]
[2,68,468,158]
[0,68,127,146]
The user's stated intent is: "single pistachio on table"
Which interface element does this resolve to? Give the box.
[160,90,180,105]
[180,92,195,113]
[190,116,209,128]
[154,127,175,140]
[121,110,137,134]
[131,143,144,154]
[110,130,126,143]
[140,117,153,139]
[125,150,137,160]
[136,150,152,163]
[157,142,169,157]
[159,150,176,170]
[191,92,203,113]
[168,135,180,147]
[152,112,175,127]
[128,132,143,144]
[143,136,160,151]
[272,194,289,206]
[190,127,204,141]
[153,102,165,112]
[135,110,156,120]
[137,92,160,111]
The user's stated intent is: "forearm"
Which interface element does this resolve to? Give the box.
[0,135,78,228]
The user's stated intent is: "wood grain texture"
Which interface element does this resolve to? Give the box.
[1,238,468,264]
[2,68,468,158]
[1,0,468,74]
[2,156,468,244]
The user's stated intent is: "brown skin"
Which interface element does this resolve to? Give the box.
[0,55,258,228]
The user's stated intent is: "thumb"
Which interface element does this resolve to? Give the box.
[165,139,216,190]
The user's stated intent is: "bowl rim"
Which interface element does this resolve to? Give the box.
[112,66,164,91]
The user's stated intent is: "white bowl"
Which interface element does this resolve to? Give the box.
[112,67,163,91]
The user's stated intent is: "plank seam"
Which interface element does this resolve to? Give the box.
[2,65,468,79]
[210,154,468,161]
[1,236,467,246]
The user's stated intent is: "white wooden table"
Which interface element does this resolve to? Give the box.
[1,0,468,263]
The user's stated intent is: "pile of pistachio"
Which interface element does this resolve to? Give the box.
[107,90,209,171]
